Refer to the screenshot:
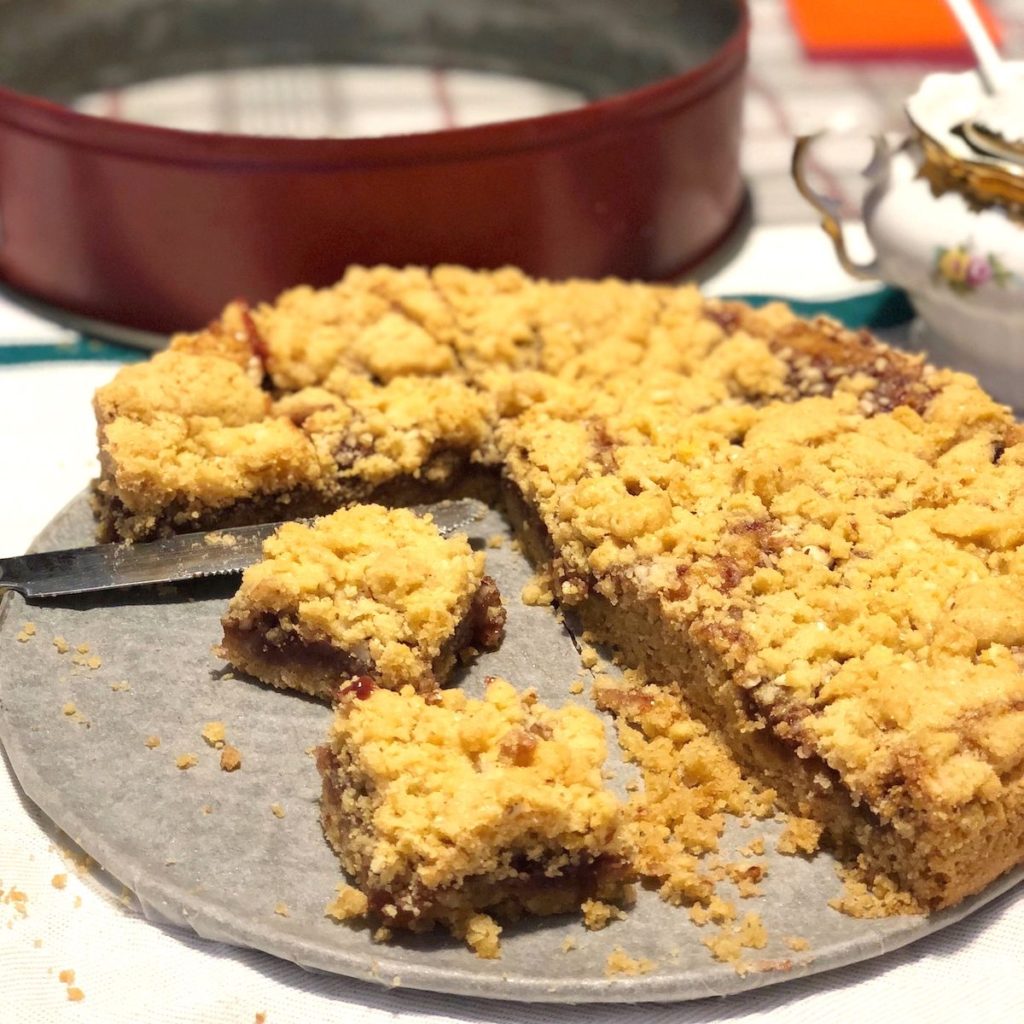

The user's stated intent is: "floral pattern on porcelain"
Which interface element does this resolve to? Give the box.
[932,242,1016,294]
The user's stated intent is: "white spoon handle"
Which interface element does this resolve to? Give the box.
[945,0,1006,93]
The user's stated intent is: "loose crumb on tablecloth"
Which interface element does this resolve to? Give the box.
[175,754,199,770]
[144,735,161,749]
[220,745,242,772]
[66,987,84,1002]
[16,622,36,642]
[270,803,286,819]
[201,721,226,748]
[605,946,656,977]
[58,969,74,984]
[255,1014,267,1024]
[52,635,69,654]
[51,875,67,890]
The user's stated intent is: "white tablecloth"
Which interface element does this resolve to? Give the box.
[2,224,1023,1023]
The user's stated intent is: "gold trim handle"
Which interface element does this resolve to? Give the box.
[792,133,885,281]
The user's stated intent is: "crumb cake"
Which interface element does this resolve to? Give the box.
[95,264,1024,910]
[218,505,505,698]
[316,677,632,938]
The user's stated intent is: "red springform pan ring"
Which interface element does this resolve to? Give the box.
[0,0,749,338]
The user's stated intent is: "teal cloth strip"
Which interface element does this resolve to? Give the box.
[0,288,915,366]
[0,337,147,365]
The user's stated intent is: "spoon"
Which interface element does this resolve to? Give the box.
[944,0,1024,164]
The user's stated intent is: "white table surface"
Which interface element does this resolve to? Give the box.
[1,224,1023,1023]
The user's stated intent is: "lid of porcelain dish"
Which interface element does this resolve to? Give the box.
[907,65,1024,212]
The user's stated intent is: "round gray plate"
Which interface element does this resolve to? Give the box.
[1,492,1020,1004]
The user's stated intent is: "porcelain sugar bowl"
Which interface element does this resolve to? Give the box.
[793,65,1024,409]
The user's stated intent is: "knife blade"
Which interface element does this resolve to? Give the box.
[0,499,488,600]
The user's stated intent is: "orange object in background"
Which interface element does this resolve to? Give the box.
[787,0,1002,60]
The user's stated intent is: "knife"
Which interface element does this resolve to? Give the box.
[0,499,488,600]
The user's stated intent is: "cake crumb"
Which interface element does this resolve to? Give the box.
[220,744,242,772]
[144,735,161,749]
[51,874,67,890]
[52,636,70,654]
[581,898,626,931]
[204,531,237,548]
[740,838,765,857]
[110,680,130,692]
[486,534,505,549]
[66,987,84,1002]
[568,680,585,695]
[255,1014,266,1024]
[372,927,393,943]
[274,901,289,917]
[58,969,75,984]
[521,574,554,607]
[201,721,226,748]
[61,702,76,717]
[605,946,656,977]
[16,622,36,642]
[86,656,102,670]
[325,884,368,922]
[175,753,199,770]
[689,895,736,927]
[777,816,823,856]
[786,936,810,952]
[561,936,577,953]
[76,643,89,654]
[201,805,214,816]
[725,861,766,898]
[829,862,922,918]
[33,938,42,948]
[579,644,600,669]
[270,803,286,819]
[452,912,502,959]
[702,912,768,969]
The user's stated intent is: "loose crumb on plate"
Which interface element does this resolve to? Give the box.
[51,875,67,891]
[777,816,823,856]
[451,912,502,959]
[274,901,289,917]
[86,656,102,671]
[325,884,368,922]
[16,622,36,643]
[561,936,577,953]
[76,643,89,654]
[144,735,161,749]
[785,936,810,952]
[605,946,656,977]
[220,745,242,772]
[66,987,84,1002]
[201,721,226,748]
[568,680,585,695]
[61,703,76,717]
[520,573,554,607]
[270,803,286,819]
[829,861,922,918]
[701,912,768,969]
[58,969,75,984]
[175,754,199,770]
[581,898,626,931]
[579,644,600,669]
[52,635,69,654]
[486,534,504,549]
